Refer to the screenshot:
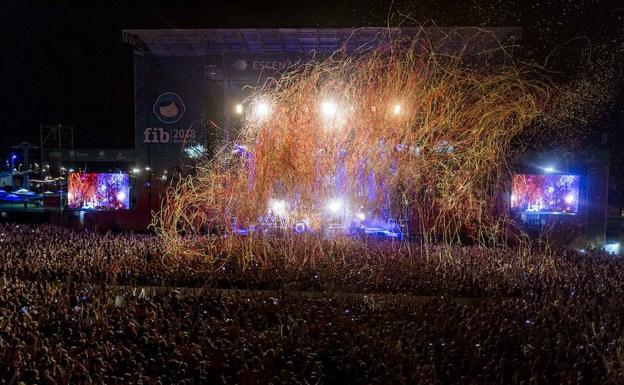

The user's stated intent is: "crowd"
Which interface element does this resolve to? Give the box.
[1,223,624,384]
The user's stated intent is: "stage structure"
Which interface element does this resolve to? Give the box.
[122,28,523,232]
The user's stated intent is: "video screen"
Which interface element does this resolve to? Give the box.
[511,174,579,214]
[68,173,130,210]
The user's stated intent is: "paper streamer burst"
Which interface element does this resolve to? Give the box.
[154,28,556,261]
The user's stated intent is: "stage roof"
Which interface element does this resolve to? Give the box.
[122,27,522,56]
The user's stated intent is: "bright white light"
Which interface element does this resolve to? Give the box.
[132,168,141,173]
[603,243,620,255]
[116,191,126,202]
[357,212,366,221]
[235,103,244,114]
[544,166,555,173]
[269,199,287,217]
[253,100,270,119]
[327,198,343,214]
[564,193,575,205]
[320,100,338,118]
[184,144,206,159]
[145,167,151,171]
[392,103,402,115]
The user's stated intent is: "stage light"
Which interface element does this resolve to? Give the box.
[392,103,402,115]
[145,167,151,171]
[116,191,126,202]
[602,242,620,255]
[543,166,555,173]
[327,198,343,214]
[320,100,338,118]
[235,103,244,114]
[68,168,74,173]
[252,100,270,119]
[564,193,575,205]
[132,168,141,173]
[357,212,366,221]
[268,199,287,217]
[184,144,206,159]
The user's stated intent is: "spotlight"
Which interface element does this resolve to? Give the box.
[252,100,270,119]
[543,166,555,173]
[235,103,244,114]
[116,191,126,202]
[327,198,343,214]
[269,199,287,217]
[357,212,366,221]
[145,167,151,171]
[320,100,338,118]
[392,103,402,115]
[132,168,141,173]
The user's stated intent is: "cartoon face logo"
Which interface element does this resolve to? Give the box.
[153,92,186,124]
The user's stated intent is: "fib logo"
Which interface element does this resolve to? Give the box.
[143,127,170,144]
[153,92,185,124]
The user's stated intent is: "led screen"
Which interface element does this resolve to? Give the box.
[511,174,579,214]
[68,173,130,210]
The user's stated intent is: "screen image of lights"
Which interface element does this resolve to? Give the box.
[511,174,580,214]
[67,173,130,210]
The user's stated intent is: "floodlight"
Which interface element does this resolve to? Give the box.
[269,199,287,217]
[320,100,338,118]
[327,198,343,214]
[253,100,270,119]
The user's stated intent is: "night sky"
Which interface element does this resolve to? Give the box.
[2,1,623,164]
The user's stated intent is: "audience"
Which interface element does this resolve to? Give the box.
[1,223,623,384]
